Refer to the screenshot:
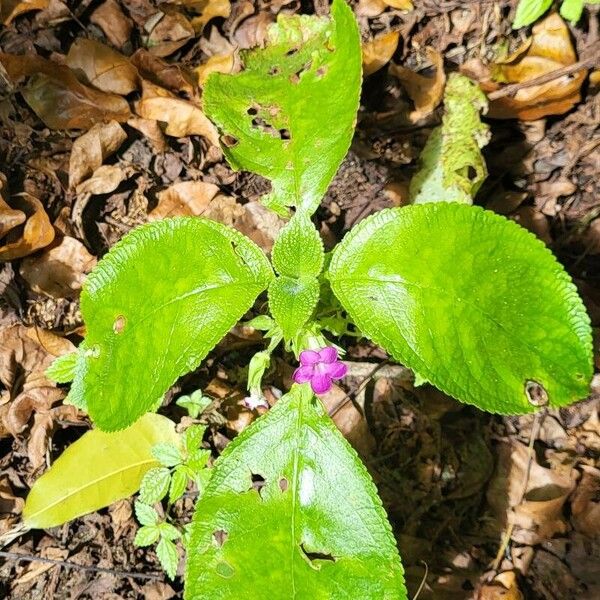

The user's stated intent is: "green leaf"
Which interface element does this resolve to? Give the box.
[23,414,178,529]
[159,522,182,541]
[135,525,161,547]
[139,467,172,504]
[203,0,361,216]
[187,448,211,472]
[135,501,160,527]
[513,0,553,27]
[176,391,212,419]
[409,74,489,205]
[185,385,406,599]
[271,214,324,278]
[184,425,207,453]
[560,0,584,21]
[157,537,179,580]
[169,466,189,503]
[269,276,320,339]
[152,443,183,467]
[45,352,78,384]
[329,203,593,414]
[70,217,273,431]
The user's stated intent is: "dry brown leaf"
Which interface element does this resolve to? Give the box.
[147,9,195,57]
[0,193,54,261]
[135,80,219,143]
[570,466,600,537]
[90,0,134,49]
[0,477,24,515]
[127,116,168,152]
[356,0,411,16]
[383,0,412,9]
[130,48,196,96]
[69,120,127,189]
[0,195,26,237]
[362,31,400,77]
[13,546,69,584]
[195,52,235,86]
[390,48,446,121]
[171,0,231,33]
[19,235,97,298]
[233,200,285,253]
[0,53,131,129]
[232,13,273,49]
[76,164,130,195]
[479,572,524,600]
[1,0,48,24]
[66,38,139,96]
[485,13,584,120]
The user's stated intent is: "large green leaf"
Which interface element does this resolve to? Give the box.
[513,0,552,27]
[185,385,406,599]
[269,275,320,339]
[71,217,273,431]
[203,0,361,216]
[23,414,179,529]
[329,203,592,414]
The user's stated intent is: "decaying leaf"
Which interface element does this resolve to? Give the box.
[130,49,196,96]
[409,73,489,204]
[357,0,412,17]
[0,193,55,261]
[171,0,232,32]
[570,466,600,537]
[146,9,195,57]
[195,52,236,86]
[135,80,219,143]
[0,195,26,237]
[19,235,97,299]
[76,164,130,195]
[1,0,48,24]
[90,0,134,49]
[0,53,131,129]
[66,38,139,96]
[69,120,127,188]
[390,48,446,120]
[362,31,400,77]
[479,571,524,600]
[127,116,168,152]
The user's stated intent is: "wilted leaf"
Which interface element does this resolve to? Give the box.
[172,0,231,33]
[23,413,180,528]
[480,572,524,600]
[0,195,26,237]
[390,48,446,120]
[20,235,97,298]
[490,13,585,119]
[69,120,127,188]
[130,49,196,96]
[1,0,48,24]
[90,0,133,48]
[195,53,236,86]
[0,193,55,261]
[76,164,130,195]
[0,53,131,129]
[409,74,489,204]
[127,116,168,152]
[147,9,195,57]
[66,38,139,96]
[135,80,219,143]
[149,180,230,220]
[362,31,400,77]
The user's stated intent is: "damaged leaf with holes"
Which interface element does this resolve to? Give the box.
[185,385,406,599]
[203,0,361,216]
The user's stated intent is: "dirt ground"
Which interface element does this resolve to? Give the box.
[0,0,599,598]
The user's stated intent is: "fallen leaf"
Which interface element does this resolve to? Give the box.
[146,9,195,57]
[195,52,236,86]
[127,116,168,152]
[13,546,69,584]
[233,200,285,253]
[383,0,413,8]
[0,193,55,261]
[570,466,600,537]
[66,38,139,96]
[232,13,273,49]
[362,31,400,77]
[390,48,446,120]
[90,0,134,49]
[0,477,24,515]
[130,48,196,96]
[0,195,26,237]
[76,164,130,195]
[479,571,524,600]
[0,53,131,129]
[1,0,48,24]
[135,80,219,143]
[19,236,97,298]
[357,0,412,16]
[171,0,231,33]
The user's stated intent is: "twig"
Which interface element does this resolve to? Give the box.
[0,550,163,581]
[487,51,599,101]
[412,561,429,600]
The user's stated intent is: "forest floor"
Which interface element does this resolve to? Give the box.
[0,0,599,598]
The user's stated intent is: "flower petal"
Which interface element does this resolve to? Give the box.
[293,365,314,384]
[299,350,321,365]
[326,361,348,380]
[318,346,338,363]
[311,372,332,395]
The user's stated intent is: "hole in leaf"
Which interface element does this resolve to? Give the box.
[215,561,235,578]
[113,315,126,334]
[300,543,335,567]
[251,116,279,138]
[247,106,258,116]
[85,345,101,359]
[467,165,477,180]
[289,73,300,85]
[316,66,328,78]
[525,380,548,407]
[268,66,279,76]
[221,134,238,147]
[251,473,266,497]
[279,477,288,492]
[279,128,291,141]
[286,47,299,56]
[212,529,228,547]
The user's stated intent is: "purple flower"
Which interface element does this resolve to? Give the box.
[293,346,347,395]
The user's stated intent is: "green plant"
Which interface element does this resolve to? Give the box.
[24,1,592,596]
[513,0,599,27]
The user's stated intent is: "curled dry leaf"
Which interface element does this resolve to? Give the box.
[127,116,168,152]
[390,48,446,121]
[479,571,524,600]
[171,0,232,33]
[66,38,139,96]
[1,0,49,24]
[570,466,600,536]
[0,193,54,261]
[195,52,236,86]
[90,0,134,49]
[357,0,412,17]
[76,164,130,195]
[135,80,219,143]
[0,195,26,237]
[69,120,127,188]
[0,53,131,129]
[130,48,196,96]
[20,235,97,299]
[362,31,400,77]
[146,9,195,57]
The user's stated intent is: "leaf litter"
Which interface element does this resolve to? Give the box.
[0,0,599,598]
